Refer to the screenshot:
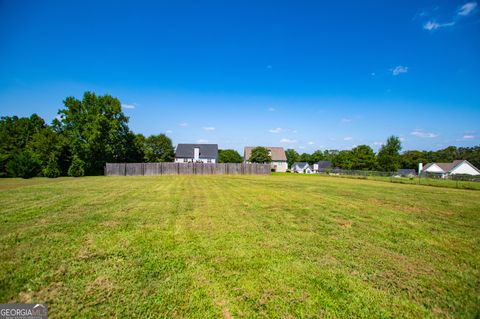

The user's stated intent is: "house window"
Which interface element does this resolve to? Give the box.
[207,159,212,163]
[183,158,187,163]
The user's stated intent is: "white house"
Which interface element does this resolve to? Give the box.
[175,144,218,163]
[244,146,288,172]
[421,160,480,178]
[291,162,314,174]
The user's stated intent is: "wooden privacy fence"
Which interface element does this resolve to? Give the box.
[105,162,271,176]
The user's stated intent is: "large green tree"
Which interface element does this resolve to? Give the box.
[0,114,47,176]
[401,150,428,170]
[218,149,243,163]
[332,150,354,169]
[285,149,299,168]
[351,145,377,170]
[377,136,402,172]
[6,149,42,178]
[299,153,311,163]
[323,150,339,163]
[143,134,174,162]
[249,147,272,163]
[55,92,140,174]
[310,150,325,164]
[28,127,61,166]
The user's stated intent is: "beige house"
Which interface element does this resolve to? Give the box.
[244,146,288,172]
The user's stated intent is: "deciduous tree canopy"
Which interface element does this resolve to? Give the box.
[218,149,243,163]
[143,134,175,162]
[249,147,272,163]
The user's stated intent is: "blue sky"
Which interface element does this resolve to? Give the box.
[1,0,479,153]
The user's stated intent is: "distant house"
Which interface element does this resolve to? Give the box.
[244,146,288,172]
[291,162,313,174]
[313,161,332,173]
[421,160,480,178]
[175,144,218,163]
[397,169,417,177]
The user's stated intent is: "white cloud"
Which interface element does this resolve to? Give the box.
[166,130,173,134]
[203,126,215,131]
[410,129,438,138]
[299,146,306,149]
[307,141,315,145]
[373,141,384,146]
[280,138,297,144]
[423,21,439,30]
[121,103,136,109]
[268,107,276,112]
[292,130,298,133]
[341,118,352,123]
[343,136,353,141]
[391,65,408,76]
[399,137,406,142]
[268,127,284,133]
[458,2,477,16]
[197,139,208,143]
[423,21,455,31]
[463,134,475,139]
[179,122,188,127]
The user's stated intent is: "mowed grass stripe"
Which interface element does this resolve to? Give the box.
[0,175,479,318]
[197,176,430,315]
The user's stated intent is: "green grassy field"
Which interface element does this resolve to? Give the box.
[1,175,479,318]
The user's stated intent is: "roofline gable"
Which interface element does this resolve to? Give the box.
[450,160,480,174]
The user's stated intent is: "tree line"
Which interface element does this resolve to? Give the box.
[1,92,478,178]
[285,137,480,172]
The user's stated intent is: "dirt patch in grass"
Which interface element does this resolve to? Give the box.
[77,236,97,260]
[16,282,64,303]
[334,217,352,229]
[100,220,120,228]
[86,276,116,296]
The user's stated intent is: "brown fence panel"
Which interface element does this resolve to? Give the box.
[105,163,126,176]
[125,163,143,176]
[229,163,241,175]
[214,163,226,174]
[161,163,177,175]
[105,163,270,176]
[179,163,194,174]
[144,163,162,175]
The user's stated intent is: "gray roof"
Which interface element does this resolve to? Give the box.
[175,144,218,159]
[397,169,416,176]
[315,161,332,169]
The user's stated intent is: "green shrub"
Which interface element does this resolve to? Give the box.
[68,155,85,177]
[6,150,41,178]
[43,154,61,178]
